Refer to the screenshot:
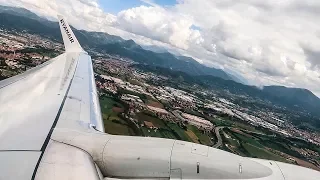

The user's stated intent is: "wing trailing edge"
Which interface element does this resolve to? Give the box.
[58,15,84,53]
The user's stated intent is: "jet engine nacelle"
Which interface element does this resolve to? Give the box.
[51,128,320,180]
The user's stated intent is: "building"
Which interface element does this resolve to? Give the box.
[121,94,143,103]
[147,105,168,114]
[181,113,214,130]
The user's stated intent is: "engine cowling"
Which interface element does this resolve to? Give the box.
[51,129,320,180]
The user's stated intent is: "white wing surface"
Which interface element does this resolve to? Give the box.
[0,16,103,179]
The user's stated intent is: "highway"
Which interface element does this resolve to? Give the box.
[213,126,225,148]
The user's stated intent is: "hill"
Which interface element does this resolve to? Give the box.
[95,43,234,80]
[0,5,238,82]
[1,5,320,128]
[262,86,320,111]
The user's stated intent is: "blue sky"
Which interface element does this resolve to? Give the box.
[99,0,177,14]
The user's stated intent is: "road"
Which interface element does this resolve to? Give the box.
[213,126,225,148]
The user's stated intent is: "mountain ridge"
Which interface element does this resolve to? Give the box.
[0,5,239,82]
[1,5,320,123]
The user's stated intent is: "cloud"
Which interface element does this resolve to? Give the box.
[1,0,320,96]
[77,0,98,7]
[115,5,201,49]
[302,44,320,70]
[173,0,320,90]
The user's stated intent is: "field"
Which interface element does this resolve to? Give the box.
[159,129,177,139]
[187,125,212,146]
[167,123,193,142]
[208,117,233,127]
[100,96,137,136]
[221,128,290,163]
[186,129,199,143]
[100,96,124,114]
[223,131,240,147]
[136,112,166,128]
[208,116,264,134]
[242,143,288,162]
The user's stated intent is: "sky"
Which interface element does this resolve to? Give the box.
[1,0,320,96]
[99,0,177,13]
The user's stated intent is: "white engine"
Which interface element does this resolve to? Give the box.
[47,128,320,180]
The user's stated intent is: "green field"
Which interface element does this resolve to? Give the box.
[136,112,166,128]
[167,123,192,142]
[100,96,137,136]
[104,118,135,135]
[209,117,233,126]
[100,96,124,115]
[159,129,178,140]
[232,132,264,148]
[135,112,213,145]
[207,115,264,134]
[187,125,212,146]
[223,131,240,147]
[136,111,180,139]
[221,128,297,163]
[242,143,288,163]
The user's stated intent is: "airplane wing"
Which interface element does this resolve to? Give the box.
[0,15,103,179]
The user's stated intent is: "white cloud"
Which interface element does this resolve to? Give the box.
[1,0,320,96]
[115,5,201,49]
[174,0,320,94]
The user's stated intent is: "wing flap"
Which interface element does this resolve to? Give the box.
[55,53,104,132]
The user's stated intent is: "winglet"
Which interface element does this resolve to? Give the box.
[58,15,84,52]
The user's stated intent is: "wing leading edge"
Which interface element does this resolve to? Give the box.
[0,16,103,179]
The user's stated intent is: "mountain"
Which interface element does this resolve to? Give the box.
[0,5,57,28]
[94,42,235,80]
[141,45,170,53]
[0,5,240,82]
[224,70,249,85]
[76,30,125,46]
[0,12,61,40]
[1,5,320,123]
[0,5,124,45]
[262,86,320,110]
[0,5,40,20]
[176,56,233,80]
[198,75,320,113]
